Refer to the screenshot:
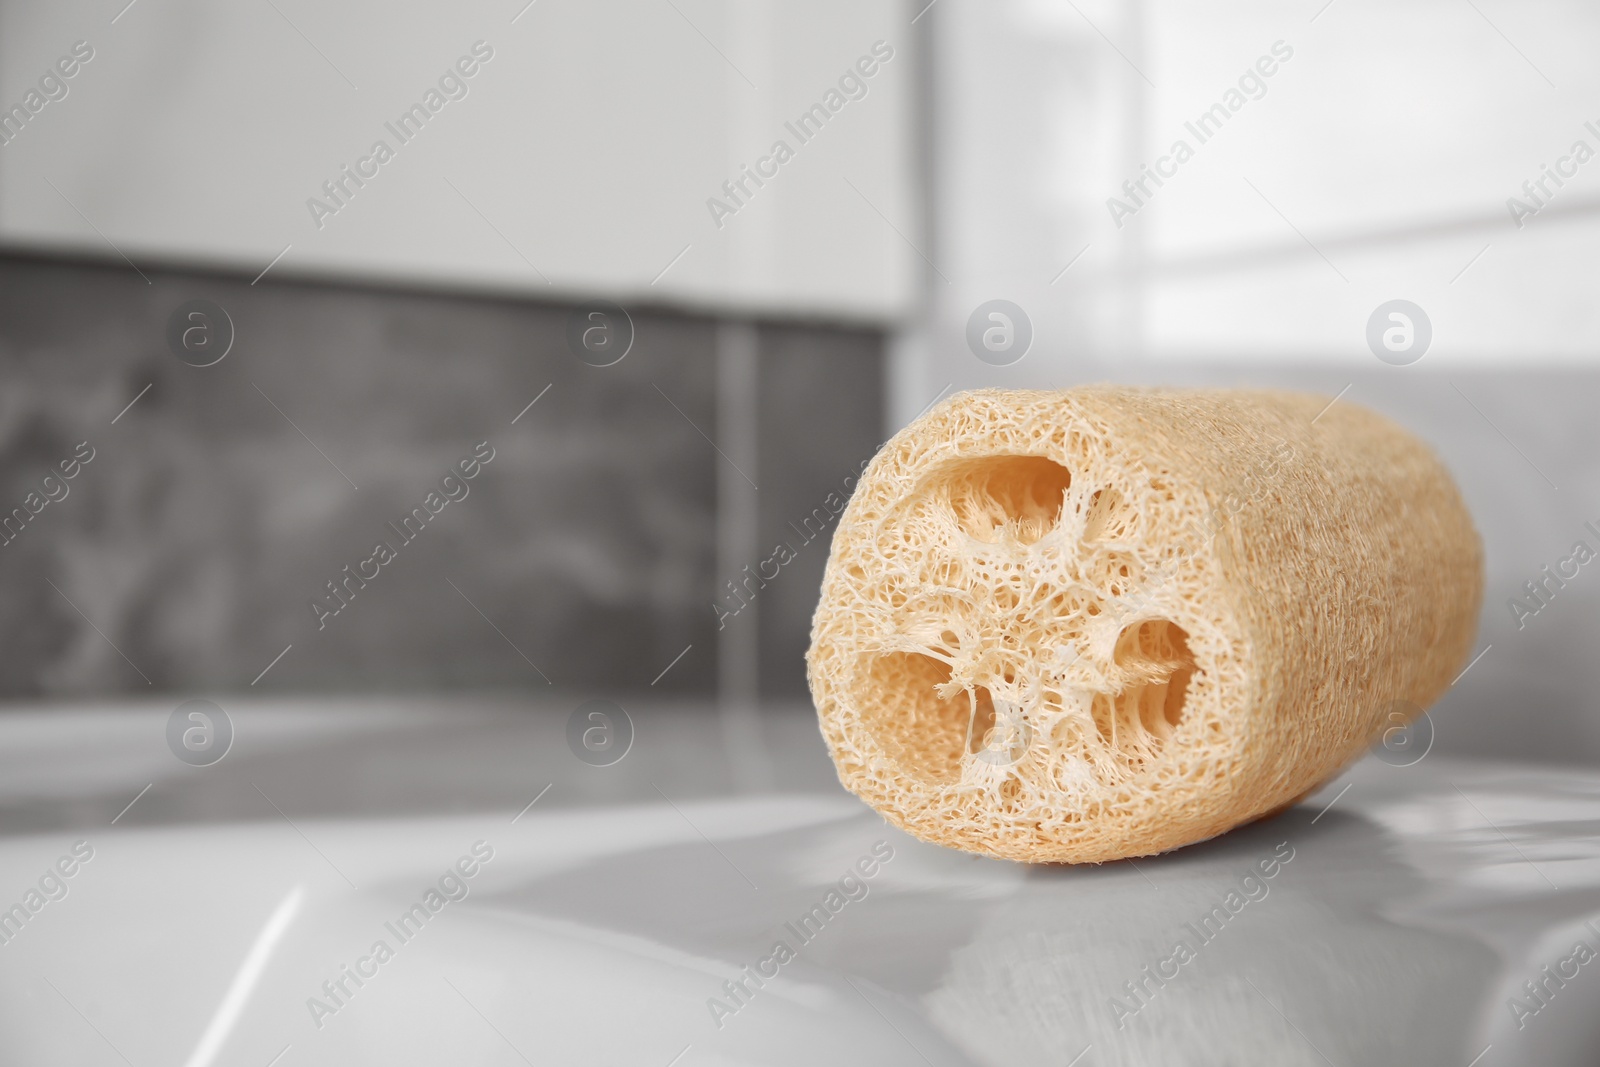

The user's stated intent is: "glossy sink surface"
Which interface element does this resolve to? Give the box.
[1,698,1598,1066]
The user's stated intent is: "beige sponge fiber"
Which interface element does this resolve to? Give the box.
[806,387,1482,863]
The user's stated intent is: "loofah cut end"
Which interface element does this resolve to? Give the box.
[807,387,1482,863]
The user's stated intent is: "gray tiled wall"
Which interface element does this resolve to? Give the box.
[0,253,886,702]
[757,327,885,697]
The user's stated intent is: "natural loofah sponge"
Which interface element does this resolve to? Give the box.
[806,387,1482,863]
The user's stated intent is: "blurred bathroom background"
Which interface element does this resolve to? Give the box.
[1,0,1596,761]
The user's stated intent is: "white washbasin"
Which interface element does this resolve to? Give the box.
[0,698,1597,1065]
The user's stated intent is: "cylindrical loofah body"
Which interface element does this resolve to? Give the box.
[806,387,1483,863]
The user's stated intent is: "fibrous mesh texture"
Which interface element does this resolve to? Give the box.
[806,387,1483,863]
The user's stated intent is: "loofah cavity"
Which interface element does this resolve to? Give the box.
[807,387,1483,863]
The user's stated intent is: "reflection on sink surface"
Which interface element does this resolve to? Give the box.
[1,699,1598,1066]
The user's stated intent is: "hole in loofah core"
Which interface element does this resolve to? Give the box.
[1081,487,1135,543]
[1092,620,1195,756]
[966,686,997,756]
[945,455,1072,545]
[857,652,970,785]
